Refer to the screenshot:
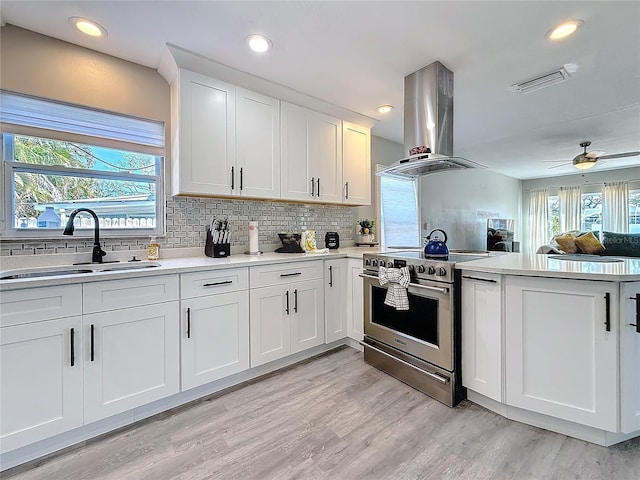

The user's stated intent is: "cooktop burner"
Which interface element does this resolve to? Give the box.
[363,251,486,283]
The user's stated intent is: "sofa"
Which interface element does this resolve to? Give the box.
[537,231,640,258]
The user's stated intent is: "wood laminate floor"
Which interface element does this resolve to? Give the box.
[4,346,640,480]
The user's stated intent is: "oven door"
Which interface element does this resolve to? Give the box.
[361,272,453,371]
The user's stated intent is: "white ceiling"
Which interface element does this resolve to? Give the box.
[1,1,639,180]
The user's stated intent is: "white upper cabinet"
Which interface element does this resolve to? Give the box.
[236,88,281,199]
[281,102,342,203]
[342,121,371,205]
[173,69,236,196]
[171,70,280,199]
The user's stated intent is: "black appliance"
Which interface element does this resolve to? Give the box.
[325,232,340,249]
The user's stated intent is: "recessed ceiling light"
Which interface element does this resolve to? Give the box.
[547,19,583,40]
[376,104,394,114]
[246,34,272,53]
[69,16,107,38]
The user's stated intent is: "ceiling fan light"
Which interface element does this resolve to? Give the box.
[574,159,596,170]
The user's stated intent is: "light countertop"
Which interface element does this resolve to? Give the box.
[458,253,640,282]
[0,246,380,291]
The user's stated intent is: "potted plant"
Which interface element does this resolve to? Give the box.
[357,218,375,243]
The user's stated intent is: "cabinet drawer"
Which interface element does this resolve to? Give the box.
[0,284,82,327]
[83,275,179,313]
[250,261,323,288]
[180,268,248,299]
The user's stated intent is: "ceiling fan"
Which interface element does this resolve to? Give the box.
[546,141,640,170]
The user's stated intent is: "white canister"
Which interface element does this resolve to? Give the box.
[248,221,259,253]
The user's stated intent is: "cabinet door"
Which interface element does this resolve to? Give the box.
[84,303,180,423]
[461,273,502,402]
[342,121,371,205]
[291,279,325,353]
[236,88,280,199]
[177,69,235,196]
[281,102,314,201]
[181,291,250,391]
[347,259,364,341]
[324,259,348,342]
[1,317,83,452]
[311,113,342,203]
[621,282,640,433]
[505,276,618,431]
[250,285,291,367]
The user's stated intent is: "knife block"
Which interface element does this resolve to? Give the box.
[205,228,231,258]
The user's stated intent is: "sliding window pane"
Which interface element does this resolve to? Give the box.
[581,193,602,234]
[630,190,640,233]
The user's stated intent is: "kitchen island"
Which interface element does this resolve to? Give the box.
[459,253,640,446]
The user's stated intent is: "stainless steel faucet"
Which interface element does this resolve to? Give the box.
[63,208,107,263]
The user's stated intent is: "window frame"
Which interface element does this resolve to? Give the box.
[1,133,164,240]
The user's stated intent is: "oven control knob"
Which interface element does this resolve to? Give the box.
[386,260,394,267]
[372,259,378,267]
[428,266,436,275]
[437,267,447,276]
[417,265,425,273]
[364,258,371,266]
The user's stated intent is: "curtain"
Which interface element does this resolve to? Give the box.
[603,181,629,233]
[558,186,581,232]
[528,189,548,254]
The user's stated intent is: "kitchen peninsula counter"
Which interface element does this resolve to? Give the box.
[458,252,640,281]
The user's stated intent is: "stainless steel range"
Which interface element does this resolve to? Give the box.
[360,251,484,407]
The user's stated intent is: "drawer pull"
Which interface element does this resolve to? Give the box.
[462,275,497,283]
[187,307,191,339]
[90,324,95,362]
[294,289,298,313]
[70,328,75,367]
[203,280,233,287]
[329,265,333,287]
[280,272,302,277]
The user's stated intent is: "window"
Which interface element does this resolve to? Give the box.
[379,172,420,248]
[1,91,164,238]
[581,192,602,234]
[630,190,640,233]
[548,195,559,238]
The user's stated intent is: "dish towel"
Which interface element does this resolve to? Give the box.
[379,266,411,310]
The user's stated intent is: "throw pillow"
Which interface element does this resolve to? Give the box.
[575,232,606,254]
[601,231,640,257]
[554,233,579,254]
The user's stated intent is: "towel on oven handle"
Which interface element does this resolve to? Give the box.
[378,266,410,311]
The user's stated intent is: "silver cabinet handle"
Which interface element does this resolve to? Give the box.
[359,341,449,384]
[359,273,449,294]
[344,181,349,199]
[311,177,315,196]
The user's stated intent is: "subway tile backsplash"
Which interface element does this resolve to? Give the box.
[0,196,357,256]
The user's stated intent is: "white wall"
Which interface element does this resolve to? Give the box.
[355,136,404,233]
[420,169,522,251]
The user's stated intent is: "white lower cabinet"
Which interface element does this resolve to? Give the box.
[461,272,502,402]
[181,290,250,390]
[324,259,348,343]
[249,262,325,367]
[83,302,180,423]
[621,281,640,433]
[0,316,83,452]
[504,276,618,431]
[346,259,364,341]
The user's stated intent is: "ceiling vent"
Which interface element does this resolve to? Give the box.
[511,67,571,94]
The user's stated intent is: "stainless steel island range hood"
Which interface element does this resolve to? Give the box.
[377,61,485,179]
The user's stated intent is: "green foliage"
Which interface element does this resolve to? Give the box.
[358,218,375,233]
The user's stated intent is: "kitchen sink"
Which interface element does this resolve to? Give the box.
[96,262,161,272]
[0,262,161,280]
[0,268,94,280]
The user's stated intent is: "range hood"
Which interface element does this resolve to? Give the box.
[377,61,484,179]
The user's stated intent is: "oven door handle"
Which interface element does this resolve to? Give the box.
[359,273,449,294]
[359,341,450,384]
